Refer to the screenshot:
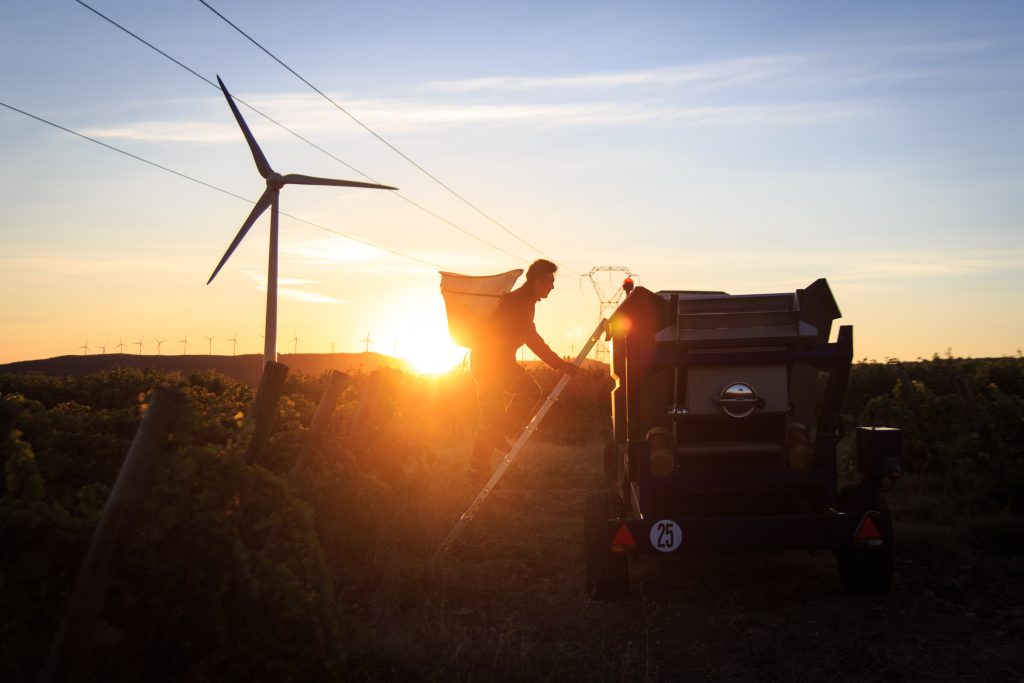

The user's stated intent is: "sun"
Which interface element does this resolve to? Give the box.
[402,334,467,375]
[375,293,470,375]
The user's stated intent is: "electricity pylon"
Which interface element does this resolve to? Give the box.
[584,266,636,363]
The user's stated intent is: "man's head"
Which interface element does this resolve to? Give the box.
[525,259,557,300]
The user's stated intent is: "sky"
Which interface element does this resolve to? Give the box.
[1,0,1022,368]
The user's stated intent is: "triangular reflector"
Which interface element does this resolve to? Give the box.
[855,515,882,541]
[612,524,636,546]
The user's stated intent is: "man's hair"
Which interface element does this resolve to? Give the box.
[525,259,558,282]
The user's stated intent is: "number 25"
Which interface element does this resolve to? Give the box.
[656,522,674,548]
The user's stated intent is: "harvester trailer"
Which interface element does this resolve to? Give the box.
[586,278,902,599]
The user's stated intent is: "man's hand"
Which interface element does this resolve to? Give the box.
[561,360,580,376]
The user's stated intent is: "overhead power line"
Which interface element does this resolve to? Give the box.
[0,100,446,270]
[195,0,579,275]
[72,0,531,266]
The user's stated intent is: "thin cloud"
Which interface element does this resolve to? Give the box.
[283,241,387,266]
[877,38,994,58]
[279,288,344,304]
[71,37,1000,143]
[832,251,1024,281]
[79,120,240,143]
[73,98,863,141]
[0,252,204,274]
[632,245,1024,284]
[421,55,804,93]
[420,39,995,95]
[243,271,345,303]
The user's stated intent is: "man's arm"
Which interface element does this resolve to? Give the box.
[525,326,578,375]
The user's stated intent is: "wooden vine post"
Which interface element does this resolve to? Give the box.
[42,385,186,683]
[308,370,350,446]
[245,361,289,465]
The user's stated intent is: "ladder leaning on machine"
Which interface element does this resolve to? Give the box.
[431,317,608,565]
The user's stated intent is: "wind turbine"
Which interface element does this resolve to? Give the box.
[361,331,373,353]
[97,342,107,354]
[206,76,396,366]
[115,338,125,354]
[293,332,299,354]
[228,332,239,356]
[155,337,167,355]
[179,335,189,355]
[134,337,144,355]
[205,335,216,356]
[79,340,89,355]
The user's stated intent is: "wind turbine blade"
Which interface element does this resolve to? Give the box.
[282,173,396,191]
[217,75,273,179]
[207,188,274,284]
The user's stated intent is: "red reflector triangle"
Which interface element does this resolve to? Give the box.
[612,524,636,546]
[855,515,882,540]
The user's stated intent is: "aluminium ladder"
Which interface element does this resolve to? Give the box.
[431,318,608,565]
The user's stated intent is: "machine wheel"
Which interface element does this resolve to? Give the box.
[836,485,895,596]
[584,490,629,600]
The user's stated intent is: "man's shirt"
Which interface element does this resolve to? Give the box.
[474,285,561,368]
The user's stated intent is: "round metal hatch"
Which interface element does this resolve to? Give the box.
[715,382,764,418]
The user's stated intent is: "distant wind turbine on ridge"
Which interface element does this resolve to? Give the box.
[79,340,89,356]
[205,334,216,356]
[206,76,397,367]
[179,335,189,355]
[155,337,167,355]
[228,332,239,356]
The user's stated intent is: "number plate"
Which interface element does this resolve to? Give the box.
[650,520,682,552]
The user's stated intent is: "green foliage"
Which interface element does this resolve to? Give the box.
[853,357,1024,512]
[533,366,615,444]
[2,356,1019,678]
[0,369,343,680]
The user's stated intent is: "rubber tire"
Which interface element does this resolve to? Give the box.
[836,485,895,596]
[603,438,618,486]
[584,490,629,600]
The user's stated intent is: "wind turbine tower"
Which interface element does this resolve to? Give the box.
[179,335,189,355]
[155,338,167,355]
[228,333,239,356]
[205,77,396,368]
[362,332,373,354]
[115,338,125,354]
[134,337,144,355]
[79,340,89,356]
[205,335,216,356]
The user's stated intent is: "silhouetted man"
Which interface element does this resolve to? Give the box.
[469,259,578,478]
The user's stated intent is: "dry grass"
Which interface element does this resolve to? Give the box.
[328,435,1024,682]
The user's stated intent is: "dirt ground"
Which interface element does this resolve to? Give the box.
[348,441,1024,682]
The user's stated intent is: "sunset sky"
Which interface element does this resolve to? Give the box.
[2,1,1022,368]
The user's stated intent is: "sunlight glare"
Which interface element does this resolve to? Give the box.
[386,302,468,375]
[403,334,467,374]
